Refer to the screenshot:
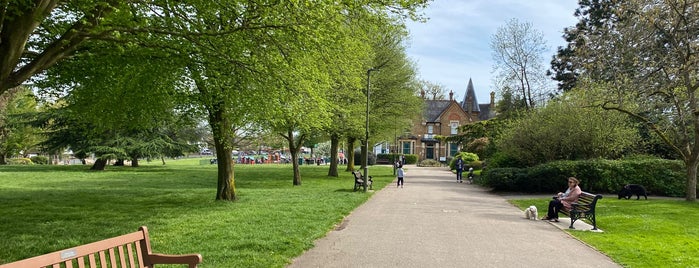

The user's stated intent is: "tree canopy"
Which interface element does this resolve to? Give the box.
[552,0,699,200]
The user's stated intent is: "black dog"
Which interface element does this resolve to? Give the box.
[618,184,648,200]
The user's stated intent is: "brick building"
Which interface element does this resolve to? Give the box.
[397,78,495,162]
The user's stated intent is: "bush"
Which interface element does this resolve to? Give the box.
[479,168,525,191]
[418,159,441,167]
[468,160,483,170]
[30,156,49,165]
[449,152,479,170]
[403,154,417,164]
[480,158,686,197]
[485,151,529,169]
[374,154,418,165]
[7,158,33,165]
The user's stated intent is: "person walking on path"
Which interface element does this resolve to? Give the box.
[467,167,474,184]
[455,156,464,183]
[396,164,405,188]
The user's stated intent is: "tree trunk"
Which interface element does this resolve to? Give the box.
[686,157,698,201]
[327,134,339,177]
[210,106,236,201]
[161,156,166,165]
[114,159,124,166]
[91,158,107,170]
[0,154,5,165]
[284,129,304,186]
[345,137,356,172]
[214,138,235,200]
[131,157,139,167]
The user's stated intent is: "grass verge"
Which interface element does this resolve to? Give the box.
[0,158,393,267]
[509,197,699,268]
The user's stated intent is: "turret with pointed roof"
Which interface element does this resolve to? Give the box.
[461,78,480,113]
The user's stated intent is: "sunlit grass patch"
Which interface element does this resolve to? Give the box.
[510,197,699,268]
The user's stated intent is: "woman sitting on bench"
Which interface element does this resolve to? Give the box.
[542,177,582,222]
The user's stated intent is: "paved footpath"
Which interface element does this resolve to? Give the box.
[287,166,620,268]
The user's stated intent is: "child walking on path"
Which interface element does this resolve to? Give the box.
[396,165,405,188]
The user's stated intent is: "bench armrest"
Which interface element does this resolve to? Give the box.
[148,253,202,268]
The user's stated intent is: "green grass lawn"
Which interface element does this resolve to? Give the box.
[510,197,699,268]
[0,158,395,267]
[3,159,698,268]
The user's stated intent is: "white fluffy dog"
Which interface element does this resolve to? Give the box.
[524,205,538,220]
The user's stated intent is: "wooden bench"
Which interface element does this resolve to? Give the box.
[560,191,603,230]
[352,170,372,191]
[0,226,202,268]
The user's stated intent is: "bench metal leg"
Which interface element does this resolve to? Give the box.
[569,211,578,229]
[590,214,598,230]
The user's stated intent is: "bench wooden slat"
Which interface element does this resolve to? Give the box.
[77,256,85,268]
[109,247,117,267]
[127,243,136,268]
[135,242,145,268]
[99,251,107,267]
[88,254,97,267]
[119,245,128,267]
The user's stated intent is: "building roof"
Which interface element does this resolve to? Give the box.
[478,104,491,120]
[461,78,480,113]
[424,100,452,121]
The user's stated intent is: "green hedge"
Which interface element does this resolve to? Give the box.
[480,158,687,197]
[30,156,49,165]
[375,154,417,165]
[7,158,33,165]
[448,152,480,170]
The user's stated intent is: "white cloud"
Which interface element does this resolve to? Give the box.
[406,0,579,103]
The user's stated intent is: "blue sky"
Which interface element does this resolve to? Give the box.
[405,0,580,104]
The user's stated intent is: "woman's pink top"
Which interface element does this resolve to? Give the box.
[561,185,582,210]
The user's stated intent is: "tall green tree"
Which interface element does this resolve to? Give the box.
[0,1,135,95]
[0,87,42,164]
[559,0,699,201]
[36,41,195,170]
[357,17,423,175]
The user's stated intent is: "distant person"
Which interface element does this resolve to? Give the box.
[542,177,582,222]
[467,167,474,184]
[396,164,405,188]
[455,156,464,183]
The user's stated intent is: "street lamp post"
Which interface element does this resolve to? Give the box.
[364,68,377,192]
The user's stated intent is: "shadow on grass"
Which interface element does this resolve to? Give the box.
[0,164,395,264]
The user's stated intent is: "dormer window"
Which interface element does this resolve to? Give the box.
[427,125,433,134]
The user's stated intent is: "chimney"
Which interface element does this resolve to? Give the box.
[449,90,454,101]
[490,91,495,107]
[420,89,425,99]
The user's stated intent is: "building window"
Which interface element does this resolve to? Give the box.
[450,143,459,156]
[402,141,411,155]
[427,125,433,134]
[450,121,459,135]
